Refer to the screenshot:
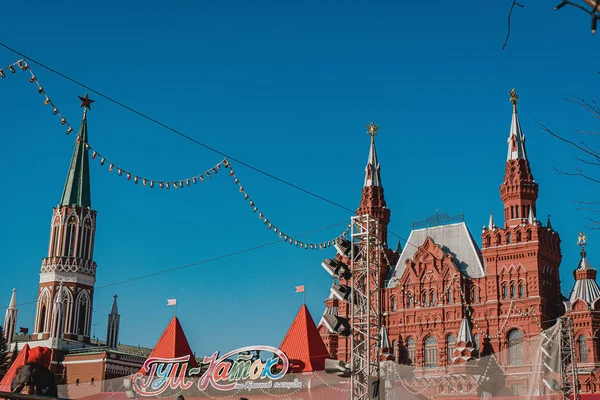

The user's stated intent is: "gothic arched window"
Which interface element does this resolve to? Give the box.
[424,336,438,368]
[423,292,428,307]
[502,285,508,299]
[473,333,481,354]
[431,290,436,306]
[447,334,456,364]
[579,335,589,363]
[508,329,524,365]
[471,286,478,303]
[407,292,413,308]
[407,338,416,366]
[446,289,453,304]
[75,290,91,336]
[506,232,512,244]
[518,282,525,298]
[510,283,516,298]
[391,296,397,311]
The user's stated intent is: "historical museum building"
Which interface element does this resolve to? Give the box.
[318,90,600,397]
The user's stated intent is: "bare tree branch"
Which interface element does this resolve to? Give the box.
[571,200,600,204]
[538,120,600,161]
[566,96,600,118]
[576,207,600,212]
[575,155,600,165]
[575,129,599,135]
[553,167,600,184]
[503,0,525,50]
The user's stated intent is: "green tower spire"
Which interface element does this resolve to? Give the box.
[60,109,91,207]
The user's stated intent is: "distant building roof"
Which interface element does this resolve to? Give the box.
[387,222,485,288]
[280,305,330,373]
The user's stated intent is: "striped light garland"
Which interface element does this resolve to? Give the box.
[1,58,349,251]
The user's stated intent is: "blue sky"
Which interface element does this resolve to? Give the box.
[0,1,598,356]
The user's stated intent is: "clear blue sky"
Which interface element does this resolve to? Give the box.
[0,1,598,356]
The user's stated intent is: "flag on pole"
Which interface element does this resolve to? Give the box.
[295,285,305,293]
[167,299,177,306]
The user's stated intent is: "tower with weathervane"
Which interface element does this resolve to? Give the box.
[33,95,97,346]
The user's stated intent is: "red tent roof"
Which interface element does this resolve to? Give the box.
[279,304,330,373]
[0,344,30,391]
[138,317,197,374]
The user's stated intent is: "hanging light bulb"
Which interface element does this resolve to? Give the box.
[212,167,218,174]
[192,177,197,184]
[249,201,255,207]
[234,178,239,184]
[229,170,235,176]
[206,171,211,177]
[244,193,249,200]
[53,108,58,115]
[173,182,178,188]
[66,127,73,135]
[186,179,191,186]
[273,227,278,233]
[159,182,165,188]
[253,206,258,212]
[179,180,184,187]
[17,61,27,70]
[91,151,97,159]
[29,76,36,83]
[217,163,222,170]
[109,164,114,172]
[38,87,44,94]
[134,176,139,184]
[150,181,155,188]
[223,159,230,167]
[117,169,122,176]
[43,97,50,105]
[100,158,106,166]
[239,186,244,192]
[0,70,5,78]
[165,182,170,189]
[61,118,66,125]
[143,179,147,186]
[127,173,132,180]
[200,175,205,181]
[268,223,272,229]
[258,212,263,218]
[9,66,15,73]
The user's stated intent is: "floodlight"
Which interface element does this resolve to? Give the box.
[330,284,353,303]
[321,258,352,280]
[322,314,351,337]
[325,358,350,377]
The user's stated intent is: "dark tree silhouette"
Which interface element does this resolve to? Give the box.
[0,327,10,379]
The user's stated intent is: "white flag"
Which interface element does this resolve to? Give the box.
[167,299,177,306]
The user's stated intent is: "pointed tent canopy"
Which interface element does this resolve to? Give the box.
[506,89,527,161]
[569,246,600,307]
[279,304,330,373]
[61,111,91,207]
[138,317,197,374]
[457,317,474,345]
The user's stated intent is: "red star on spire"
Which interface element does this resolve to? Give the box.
[78,93,95,110]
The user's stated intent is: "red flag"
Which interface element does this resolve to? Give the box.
[295,285,305,293]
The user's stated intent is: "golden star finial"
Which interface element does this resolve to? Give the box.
[509,88,519,111]
[578,232,587,247]
[366,121,379,141]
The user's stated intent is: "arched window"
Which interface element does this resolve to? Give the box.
[508,330,524,365]
[486,236,491,247]
[579,335,589,363]
[447,334,456,364]
[407,338,416,366]
[446,289,453,304]
[526,230,532,241]
[516,231,521,242]
[471,287,478,303]
[423,292,428,307]
[473,333,481,354]
[407,292,413,308]
[76,379,79,386]
[511,206,514,219]
[510,283,516,298]
[506,232,512,244]
[518,282,525,298]
[424,336,438,368]
[496,234,502,245]
[392,339,397,355]
[502,285,508,299]
[391,297,397,311]
[431,290,436,306]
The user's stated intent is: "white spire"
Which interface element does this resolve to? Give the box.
[457,317,474,344]
[488,212,495,230]
[380,326,391,349]
[528,207,535,225]
[507,89,527,161]
[3,289,17,344]
[364,122,382,187]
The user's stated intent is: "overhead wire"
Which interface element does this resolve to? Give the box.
[3,221,349,311]
[0,41,417,250]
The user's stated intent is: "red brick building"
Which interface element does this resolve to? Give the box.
[318,91,600,397]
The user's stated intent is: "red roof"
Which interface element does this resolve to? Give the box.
[139,317,198,374]
[279,304,331,373]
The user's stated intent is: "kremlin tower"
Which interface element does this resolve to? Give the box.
[33,99,97,345]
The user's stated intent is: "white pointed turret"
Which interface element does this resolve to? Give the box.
[50,283,65,342]
[457,317,474,345]
[364,122,381,187]
[507,89,527,161]
[3,289,17,344]
[452,317,476,363]
[107,294,120,349]
[528,207,535,225]
[488,212,495,230]
[569,233,600,308]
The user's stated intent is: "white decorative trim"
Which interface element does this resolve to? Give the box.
[39,272,95,286]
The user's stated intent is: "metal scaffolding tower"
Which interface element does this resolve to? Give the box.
[560,317,580,400]
[350,214,382,400]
